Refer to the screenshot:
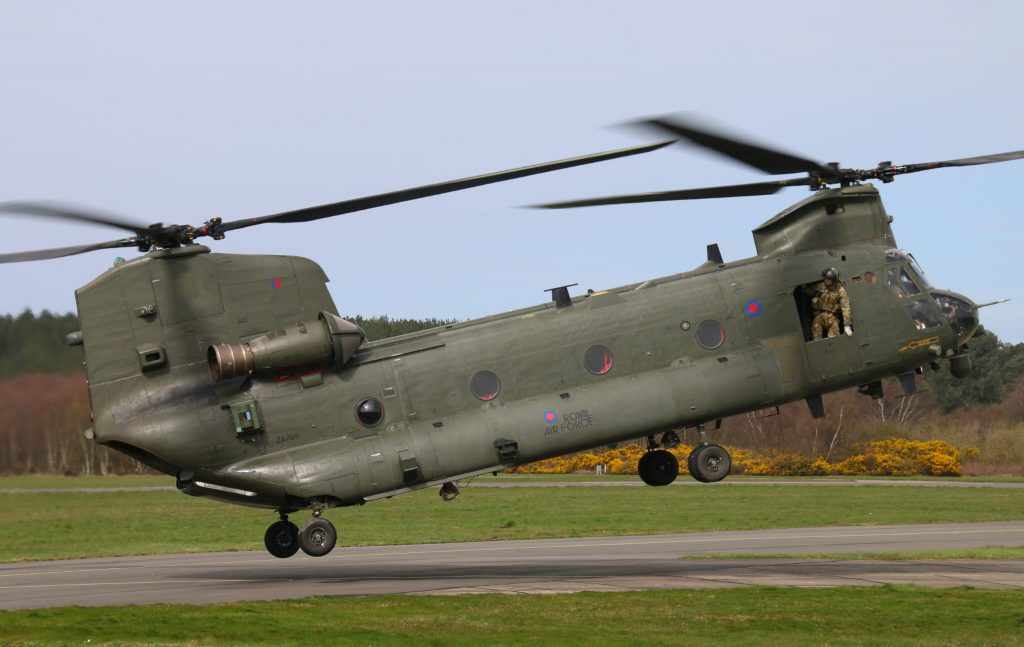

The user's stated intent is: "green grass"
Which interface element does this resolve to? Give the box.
[3,476,1024,563]
[684,546,1024,560]
[0,474,170,489]
[1,586,1023,646]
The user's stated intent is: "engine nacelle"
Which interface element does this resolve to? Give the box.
[208,312,365,382]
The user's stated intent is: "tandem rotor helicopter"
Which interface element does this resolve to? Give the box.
[2,116,1021,559]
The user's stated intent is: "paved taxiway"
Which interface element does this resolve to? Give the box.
[2,521,1022,610]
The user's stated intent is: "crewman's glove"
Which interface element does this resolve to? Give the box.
[844,325,853,337]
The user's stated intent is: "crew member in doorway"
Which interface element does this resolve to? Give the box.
[811,268,852,340]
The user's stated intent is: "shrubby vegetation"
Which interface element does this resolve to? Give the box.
[1,311,1023,475]
[511,439,969,477]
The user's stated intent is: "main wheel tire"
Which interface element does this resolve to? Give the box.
[687,447,707,483]
[264,520,300,559]
[692,444,731,483]
[644,449,679,486]
[298,517,338,557]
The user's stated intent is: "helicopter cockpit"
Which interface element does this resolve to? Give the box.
[884,249,978,345]
[932,292,979,346]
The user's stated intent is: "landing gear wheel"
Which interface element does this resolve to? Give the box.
[298,517,337,557]
[264,520,300,558]
[638,449,679,486]
[687,447,704,482]
[691,444,731,483]
[637,451,652,483]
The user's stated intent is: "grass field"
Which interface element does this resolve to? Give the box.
[3,476,1023,646]
[684,546,1024,560]
[1,586,1023,646]
[2,475,1024,563]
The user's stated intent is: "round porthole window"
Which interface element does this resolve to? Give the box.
[354,397,384,427]
[583,345,613,375]
[470,370,500,401]
[695,320,725,350]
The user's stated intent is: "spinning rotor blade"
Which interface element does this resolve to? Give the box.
[898,150,1024,175]
[535,177,814,208]
[640,116,838,178]
[540,114,1024,211]
[0,238,139,264]
[0,201,149,237]
[215,140,675,234]
[0,139,673,262]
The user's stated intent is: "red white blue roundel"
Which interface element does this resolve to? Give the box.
[543,410,558,425]
[743,299,763,317]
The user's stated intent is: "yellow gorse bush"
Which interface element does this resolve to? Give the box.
[511,438,971,477]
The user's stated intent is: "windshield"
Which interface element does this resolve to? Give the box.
[885,249,931,288]
[907,254,931,288]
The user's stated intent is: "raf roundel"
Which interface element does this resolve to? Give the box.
[543,410,558,425]
[743,298,762,318]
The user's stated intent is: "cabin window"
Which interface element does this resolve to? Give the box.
[583,345,614,375]
[354,397,384,427]
[695,320,725,350]
[470,370,501,401]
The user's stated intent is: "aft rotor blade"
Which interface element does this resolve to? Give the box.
[0,201,149,237]
[215,140,676,233]
[533,177,814,209]
[0,238,139,264]
[898,150,1024,175]
[640,116,838,178]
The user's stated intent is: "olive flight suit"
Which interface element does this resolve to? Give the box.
[811,281,851,340]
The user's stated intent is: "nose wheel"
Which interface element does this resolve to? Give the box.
[688,444,731,483]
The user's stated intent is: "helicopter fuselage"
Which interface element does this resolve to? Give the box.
[75,184,978,511]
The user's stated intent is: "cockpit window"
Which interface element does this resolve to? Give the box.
[886,266,922,298]
[885,249,931,288]
[933,293,978,345]
[904,300,943,330]
[907,254,931,288]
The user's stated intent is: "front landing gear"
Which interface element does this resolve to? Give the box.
[264,514,299,559]
[638,449,679,486]
[264,510,337,558]
[688,443,731,483]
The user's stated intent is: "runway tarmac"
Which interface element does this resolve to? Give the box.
[2,521,1022,610]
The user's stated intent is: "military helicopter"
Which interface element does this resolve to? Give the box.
[2,116,1021,560]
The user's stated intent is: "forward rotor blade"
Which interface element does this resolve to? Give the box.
[0,202,149,237]
[215,140,675,233]
[899,150,1024,175]
[0,238,139,264]
[533,177,814,209]
[639,116,837,178]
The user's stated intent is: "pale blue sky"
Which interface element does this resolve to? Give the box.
[2,1,1023,341]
